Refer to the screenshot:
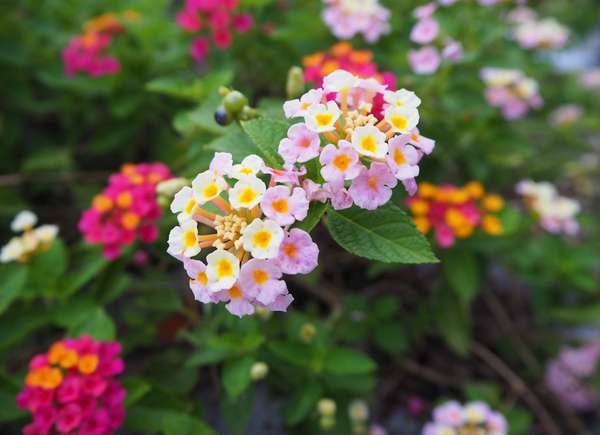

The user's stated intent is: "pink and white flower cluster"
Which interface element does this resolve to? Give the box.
[167,153,319,317]
[282,69,435,208]
[408,2,463,75]
[515,180,580,236]
[545,341,600,412]
[423,400,507,435]
[509,8,569,51]
[176,0,253,62]
[480,67,542,119]
[321,0,391,44]
[17,336,126,435]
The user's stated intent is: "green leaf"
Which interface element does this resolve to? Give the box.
[27,239,68,292]
[185,347,233,367]
[62,246,107,296]
[284,381,322,425]
[220,388,254,435]
[294,202,328,232]
[374,323,408,354]
[146,70,232,101]
[206,126,258,162]
[326,204,438,264]
[323,347,375,375]
[432,287,471,356]
[240,117,288,168]
[69,306,116,340]
[126,406,216,435]
[123,377,152,407]
[0,389,26,422]
[268,341,316,369]
[0,264,28,315]
[442,249,480,304]
[222,356,254,399]
[464,382,501,405]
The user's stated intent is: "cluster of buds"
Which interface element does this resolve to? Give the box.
[17,336,126,435]
[317,398,337,430]
[302,42,396,91]
[321,0,390,43]
[0,211,58,264]
[545,341,600,412]
[407,181,504,248]
[62,12,138,77]
[423,401,507,435]
[282,69,435,209]
[480,68,542,120]
[515,180,580,236]
[176,0,253,62]
[79,163,173,260]
[167,152,319,317]
[214,87,258,126]
[508,7,569,51]
[408,2,463,75]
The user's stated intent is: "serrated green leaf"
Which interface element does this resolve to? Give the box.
[0,264,28,315]
[240,117,288,168]
[326,204,438,264]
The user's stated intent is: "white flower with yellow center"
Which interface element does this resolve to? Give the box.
[230,154,265,180]
[384,106,420,134]
[515,77,538,99]
[206,249,240,291]
[305,101,342,133]
[351,125,388,158]
[191,171,227,205]
[323,69,360,94]
[462,402,489,425]
[242,218,284,259]
[229,177,266,210]
[11,210,38,232]
[167,220,201,258]
[0,237,25,263]
[33,225,59,245]
[170,186,198,223]
[384,89,421,109]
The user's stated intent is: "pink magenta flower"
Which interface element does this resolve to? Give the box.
[410,18,439,45]
[442,39,464,62]
[323,180,354,210]
[239,259,287,305]
[425,400,507,435]
[321,0,391,43]
[386,135,421,181]
[233,14,253,32]
[261,185,309,226]
[413,2,437,18]
[319,141,363,182]
[278,123,321,164]
[408,46,441,75]
[56,403,83,432]
[349,163,397,210]
[190,37,210,61]
[176,9,202,32]
[277,229,319,275]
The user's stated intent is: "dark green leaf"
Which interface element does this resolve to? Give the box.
[323,347,375,375]
[222,356,254,399]
[240,117,288,168]
[284,381,322,425]
[0,264,28,315]
[442,249,480,304]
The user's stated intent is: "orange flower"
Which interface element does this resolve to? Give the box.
[92,194,113,213]
[78,354,99,374]
[482,194,504,212]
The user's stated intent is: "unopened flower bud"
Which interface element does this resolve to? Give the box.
[319,415,336,430]
[214,105,230,126]
[286,66,305,99]
[156,178,188,198]
[348,399,369,422]
[239,105,259,121]
[318,398,337,417]
[223,90,249,116]
[250,362,269,380]
[299,323,317,343]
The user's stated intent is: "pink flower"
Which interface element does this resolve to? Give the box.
[233,14,253,33]
[266,293,294,312]
[432,400,463,426]
[190,37,210,61]
[407,128,435,154]
[56,403,82,433]
[302,179,328,203]
[278,123,321,164]
[386,135,421,181]
[209,152,233,176]
[319,141,363,182]
[410,18,439,45]
[263,165,307,185]
[323,179,353,210]
[57,376,81,403]
[348,163,397,210]
[213,27,232,48]
[176,10,202,32]
[435,224,455,247]
[277,228,319,275]
[221,282,255,317]
[239,259,287,305]
[321,0,391,43]
[408,46,441,75]
[413,2,437,18]
[183,258,218,303]
[283,89,324,118]
[442,39,463,62]
[261,185,309,226]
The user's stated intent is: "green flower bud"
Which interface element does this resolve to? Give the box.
[250,362,269,380]
[156,178,188,198]
[299,323,317,343]
[319,415,336,430]
[239,105,259,121]
[317,398,336,417]
[223,90,249,116]
[286,66,305,99]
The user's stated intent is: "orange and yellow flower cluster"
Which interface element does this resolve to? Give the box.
[407,181,504,247]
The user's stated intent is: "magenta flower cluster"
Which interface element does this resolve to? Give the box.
[408,2,463,75]
[17,336,126,435]
[176,0,253,62]
[321,0,390,43]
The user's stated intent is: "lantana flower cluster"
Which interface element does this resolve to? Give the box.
[303,42,396,91]
[545,341,600,412]
[0,211,59,264]
[321,0,390,43]
[407,181,504,248]
[408,3,463,75]
[167,152,318,317]
[176,0,253,62]
[509,8,569,51]
[283,69,435,208]
[62,12,137,77]
[17,336,126,435]
[480,67,542,120]
[79,163,173,260]
[515,180,580,236]
[423,401,507,435]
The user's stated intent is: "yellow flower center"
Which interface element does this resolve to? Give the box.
[116,191,133,208]
[271,198,289,213]
[121,212,140,230]
[282,243,298,258]
[360,135,377,153]
[315,113,333,127]
[203,183,219,199]
[92,194,113,213]
[185,198,197,215]
[391,115,408,131]
[367,176,379,190]
[239,167,254,175]
[239,187,257,205]
[196,272,208,285]
[183,229,197,248]
[78,354,99,375]
[216,259,234,278]
[253,269,269,285]
[228,285,242,299]
[333,153,352,171]
[252,230,272,249]
[393,147,406,165]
